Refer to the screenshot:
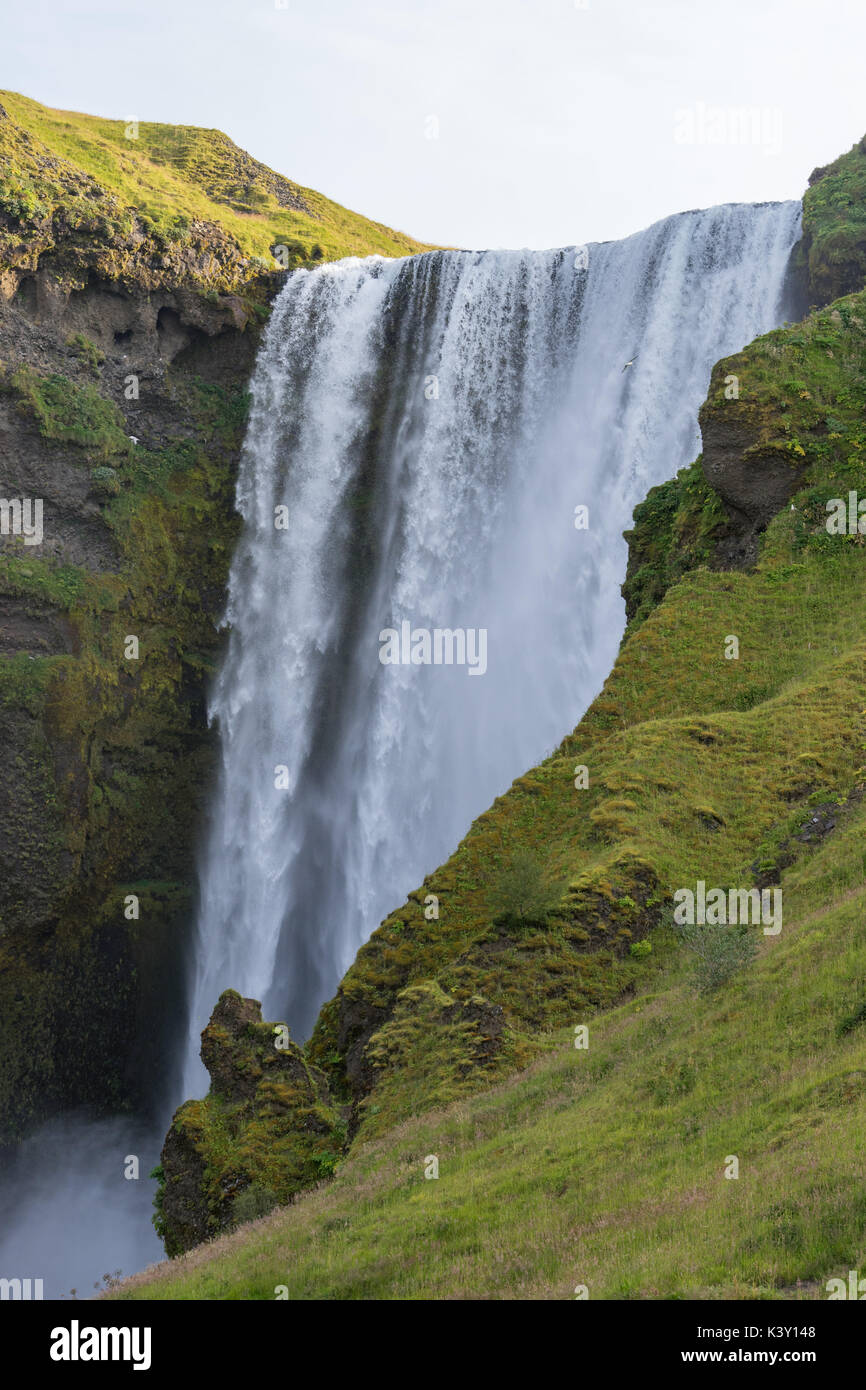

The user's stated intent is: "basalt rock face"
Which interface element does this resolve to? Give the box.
[696,366,810,569]
[0,249,272,1144]
[157,992,342,1257]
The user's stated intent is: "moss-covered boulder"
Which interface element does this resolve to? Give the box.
[797,133,866,307]
[157,991,343,1256]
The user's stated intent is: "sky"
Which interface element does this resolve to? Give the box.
[4,0,866,249]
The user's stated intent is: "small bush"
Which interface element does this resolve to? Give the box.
[489,849,564,929]
[232,1183,279,1226]
[837,1000,866,1037]
[675,919,757,994]
[90,466,121,498]
[66,332,105,376]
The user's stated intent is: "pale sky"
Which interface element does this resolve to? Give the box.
[5,0,866,249]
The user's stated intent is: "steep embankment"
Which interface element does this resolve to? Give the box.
[0,93,430,1142]
[115,793,866,1300]
[142,136,866,1292]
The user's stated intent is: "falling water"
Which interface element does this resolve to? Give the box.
[184,200,801,1090]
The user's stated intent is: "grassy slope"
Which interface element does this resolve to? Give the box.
[0,90,432,289]
[115,791,866,1300]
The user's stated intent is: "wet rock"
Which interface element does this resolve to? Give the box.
[158,992,343,1256]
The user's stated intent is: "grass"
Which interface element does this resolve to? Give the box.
[112,788,866,1300]
[0,89,434,291]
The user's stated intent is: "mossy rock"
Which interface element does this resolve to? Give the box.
[157,991,343,1256]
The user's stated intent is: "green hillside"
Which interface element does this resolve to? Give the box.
[0,90,432,294]
[114,794,866,1300]
[796,132,866,306]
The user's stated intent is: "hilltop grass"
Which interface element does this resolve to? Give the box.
[0,90,433,277]
[112,789,866,1300]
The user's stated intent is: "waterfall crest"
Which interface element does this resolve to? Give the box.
[184,200,801,1090]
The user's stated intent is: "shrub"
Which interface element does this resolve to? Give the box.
[66,332,105,376]
[232,1183,279,1226]
[674,919,757,994]
[837,1000,866,1037]
[90,466,121,498]
[489,849,564,929]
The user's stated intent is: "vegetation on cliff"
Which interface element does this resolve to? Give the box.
[0,350,251,1135]
[0,90,432,297]
[796,132,866,307]
[156,991,342,1256]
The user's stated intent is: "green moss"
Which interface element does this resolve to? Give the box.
[622,460,729,633]
[158,992,343,1255]
[0,358,252,1138]
[9,365,131,459]
[798,133,866,305]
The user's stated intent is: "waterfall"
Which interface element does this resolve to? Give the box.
[183,199,801,1091]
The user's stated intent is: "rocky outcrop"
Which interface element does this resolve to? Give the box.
[796,133,866,307]
[157,992,342,1256]
[696,366,809,567]
[624,279,866,632]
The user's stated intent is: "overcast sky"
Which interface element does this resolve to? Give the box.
[5,0,866,249]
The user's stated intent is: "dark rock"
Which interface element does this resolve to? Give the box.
[158,991,343,1256]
